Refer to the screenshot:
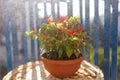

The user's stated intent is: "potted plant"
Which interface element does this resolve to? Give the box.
[26,16,89,78]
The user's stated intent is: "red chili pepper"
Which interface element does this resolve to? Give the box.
[63,22,67,27]
[80,26,86,32]
[73,29,77,33]
[59,28,64,33]
[76,22,80,26]
[82,37,87,42]
[59,17,64,22]
[73,32,78,37]
[66,29,73,35]
[54,22,56,25]
[65,15,69,19]
[78,44,81,48]
[48,18,51,24]
[45,36,49,41]
[32,27,35,31]
[47,16,53,24]
[80,26,84,31]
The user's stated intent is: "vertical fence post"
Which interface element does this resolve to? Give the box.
[85,0,90,61]
[10,2,19,68]
[51,0,55,18]
[56,0,60,18]
[94,0,99,66]
[111,0,118,80]
[29,0,35,61]
[0,65,2,80]
[2,1,13,71]
[79,0,83,25]
[35,1,41,60]
[104,0,110,80]
[67,0,73,16]
[44,0,47,21]
[21,1,28,63]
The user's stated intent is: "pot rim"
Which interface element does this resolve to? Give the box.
[40,55,85,65]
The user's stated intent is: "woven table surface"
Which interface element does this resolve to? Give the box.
[3,60,104,80]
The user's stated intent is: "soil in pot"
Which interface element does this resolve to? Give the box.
[42,51,83,60]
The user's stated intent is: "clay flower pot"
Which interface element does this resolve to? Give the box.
[41,56,85,78]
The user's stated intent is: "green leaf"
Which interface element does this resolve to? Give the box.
[66,46,73,58]
[74,49,80,58]
[25,32,31,39]
[58,49,63,58]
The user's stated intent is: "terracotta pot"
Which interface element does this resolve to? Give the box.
[41,56,85,78]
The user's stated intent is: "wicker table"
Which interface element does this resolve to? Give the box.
[3,60,104,80]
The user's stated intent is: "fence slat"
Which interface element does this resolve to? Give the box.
[67,0,73,16]
[21,2,28,63]
[111,0,118,80]
[29,0,35,61]
[10,2,19,68]
[79,0,83,25]
[94,0,99,66]
[35,2,41,60]
[0,65,2,80]
[2,1,13,71]
[57,1,60,18]
[44,2,47,20]
[85,0,90,61]
[104,0,110,80]
[51,0,55,18]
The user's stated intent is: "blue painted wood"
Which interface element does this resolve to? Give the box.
[94,0,99,66]
[10,2,19,68]
[0,65,2,80]
[29,0,35,61]
[57,1,60,18]
[104,0,111,80]
[21,2,28,63]
[2,1,13,71]
[67,0,73,16]
[111,0,118,80]
[44,2,47,21]
[79,0,83,25]
[35,2,41,60]
[85,0,90,61]
[0,7,2,57]
[51,0,55,18]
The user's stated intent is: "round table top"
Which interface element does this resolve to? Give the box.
[3,60,104,80]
